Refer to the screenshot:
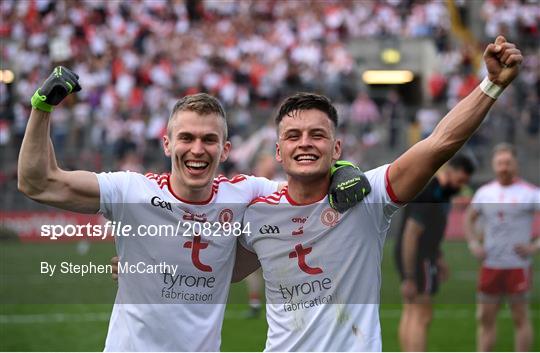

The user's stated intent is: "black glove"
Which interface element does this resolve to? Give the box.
[31,66,81,112]
[328,161,371,213]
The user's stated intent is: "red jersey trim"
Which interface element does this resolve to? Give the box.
[167,175,215,205]
[213,174,247,185]
[145,172,169,189]
[385,164,403,204]
[250,189,286,205]
[144,173,250,205]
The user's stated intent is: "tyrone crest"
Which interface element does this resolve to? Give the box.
[321,208,339,227]
[219,208,234,224]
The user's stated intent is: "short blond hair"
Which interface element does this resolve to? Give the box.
[492,143,516,158]
[168,93,228,140]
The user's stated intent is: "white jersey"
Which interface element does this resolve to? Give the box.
[471,179,540,269]
[97,171,277,351]
[241,165,400,351]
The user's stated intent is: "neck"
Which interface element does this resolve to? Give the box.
[286,175,330,205]
[497,176,516,186]
[169,175,213,203]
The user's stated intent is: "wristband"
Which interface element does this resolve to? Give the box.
[31,89,53,113]
[480,77,503,100]
[331,160,357,175]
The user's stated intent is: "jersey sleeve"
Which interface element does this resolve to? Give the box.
[245,175,279,200]
[238,233,255,253]
[95,171,132,220]
[238,208,256,253]
[364,164,403,220]
[470,187,485,213]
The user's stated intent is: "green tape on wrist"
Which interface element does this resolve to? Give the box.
[331,160,358,175]
[31,89,53,113]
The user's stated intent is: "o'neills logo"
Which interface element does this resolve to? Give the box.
[219,208,233,224]
[321,208,339,227]
[292,217,307,224]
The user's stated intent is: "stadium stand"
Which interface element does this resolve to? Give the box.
[1,0,538,211]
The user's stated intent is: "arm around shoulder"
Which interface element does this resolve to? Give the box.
[231,240,261,283]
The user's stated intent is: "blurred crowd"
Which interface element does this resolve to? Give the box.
[0,0,539,184]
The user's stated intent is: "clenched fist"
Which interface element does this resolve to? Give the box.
[31,66,81,113]
[483,35,523,88]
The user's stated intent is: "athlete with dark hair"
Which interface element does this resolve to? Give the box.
[395,154,475,351]
[237,36,523,351]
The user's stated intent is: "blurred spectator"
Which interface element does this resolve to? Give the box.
[428,71,448,103]
[351,91,381,137]
[416,103,440,139]
[119,150,144,173]
[382,90,404,149]
[522,91,539,144]
[0,0,537,186]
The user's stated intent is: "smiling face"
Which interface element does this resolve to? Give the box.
[276,109,341,183]
[163,110,231,195]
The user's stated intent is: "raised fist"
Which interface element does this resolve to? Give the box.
[31,66,81,112]
[483,36,522,88]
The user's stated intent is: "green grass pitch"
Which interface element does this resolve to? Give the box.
[1,240,538,351]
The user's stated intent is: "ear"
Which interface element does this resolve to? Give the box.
[332,138,342,162]
[219,140,232,162]
[163,135,171,157]
[275,142,283,164]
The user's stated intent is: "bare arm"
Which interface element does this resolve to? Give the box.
[231,240,261,283]
[399,217,424,300]
[18,109,99,213]
[464,206,486,261]
[401,218,424,279]
[388,36,522,203]
[464,206,482,245]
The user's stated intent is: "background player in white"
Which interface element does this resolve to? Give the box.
[18,68,367,350]
[465,143,540,352]
[238,35,523,351]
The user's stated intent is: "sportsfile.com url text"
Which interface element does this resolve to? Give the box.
[40,221,251,240]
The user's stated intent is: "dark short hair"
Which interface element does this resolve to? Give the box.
[448,154,475,175]
[275,93,338,128]
[168,93,228,140]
